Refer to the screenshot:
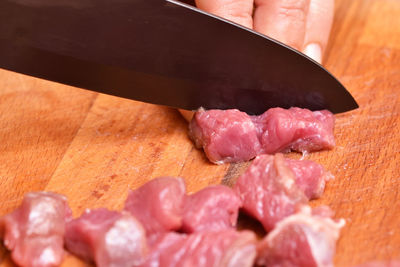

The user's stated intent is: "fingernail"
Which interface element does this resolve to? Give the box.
[304,43,322,63]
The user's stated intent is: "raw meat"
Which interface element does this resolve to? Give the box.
[189,108,261,164]
[124,176,186,236]
[65,208,147,267]
[234,154,308,231]
[143,232,186,265]
[0,192,71,267]
[189,107,335,164]
[257,206,345,267]
[142,230,257,267]
[181,185,242,233]
[285,158,332,199]
[252,107,335,154]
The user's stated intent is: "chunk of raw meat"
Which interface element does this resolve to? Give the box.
[0,192,72,267]
[257,206,345,267]
[189,107,335,164]
[124,176,186,236]
[142,230,257,267]
[65,208,147,267]
[252,107,335,154]
[144,232,186,265]
[285,158,333,199]
[189,108,261,164]
[181,185,242,233]
[234,154,308,231]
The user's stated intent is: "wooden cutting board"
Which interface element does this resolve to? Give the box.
[1,0,399,266]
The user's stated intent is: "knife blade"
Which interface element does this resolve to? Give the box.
[0,0,358,115]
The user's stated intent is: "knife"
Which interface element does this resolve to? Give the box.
[0,0,358,115]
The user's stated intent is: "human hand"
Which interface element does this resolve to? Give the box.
[194,0,334,64]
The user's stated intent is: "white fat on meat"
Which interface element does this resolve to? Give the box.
[0,192,71,267]
[257,206,345,267]
[65,209,148,267]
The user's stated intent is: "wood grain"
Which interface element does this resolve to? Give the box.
[1,0,399,266]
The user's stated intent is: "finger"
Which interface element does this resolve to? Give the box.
[253,0,310,50]
[195,0,254,28]
[302,0,334,63]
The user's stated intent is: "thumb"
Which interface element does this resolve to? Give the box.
[195,0,254,28]
[302,0,334,63]
[253,0,310,51]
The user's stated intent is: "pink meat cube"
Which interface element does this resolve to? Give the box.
[0,192,71,267]
[253,107,335,154]
[257,206,345,267]
[124,176,186,236]
[65,208,147,267]
[234,154,308,231]
[285,158,333,200]
[189,107,335,164]
[143,230,257,267]
[182,185,242,233]
[189,108,261,164]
